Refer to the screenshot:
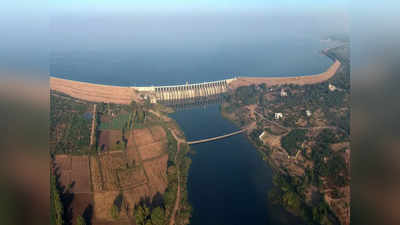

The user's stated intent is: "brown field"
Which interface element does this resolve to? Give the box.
[50,76,141,104]
[99,152,126,191]
[89,156,104,192]
[70,193,94,225]
[93,191,124,221]
[98,130,123,151]
[118,168,147,190]
[142,154,169,195]
[132,128,154,146]
[260,132,282,149]
[138,142,166,161]
[54,155,91,193]
[71,156,91,193]
[54,155,73,189]
[123,184,152,214]
[148,125,167,141]
[55,124,170,225]
[229,60,341,89]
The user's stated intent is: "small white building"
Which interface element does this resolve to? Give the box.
[329,83,337,92]
[280,89,288,97]
[274,113,283,120]
[306,110,312,117]
[259,131,266,141]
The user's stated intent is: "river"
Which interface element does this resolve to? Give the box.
[170,104,304,225]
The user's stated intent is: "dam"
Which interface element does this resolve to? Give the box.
[133,78,237,105]
[49,58,339,106]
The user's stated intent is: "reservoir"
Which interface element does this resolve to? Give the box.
[170,104,304,225]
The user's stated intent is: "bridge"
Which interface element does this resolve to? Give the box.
[132,78,237,104]
[187,128,248,145]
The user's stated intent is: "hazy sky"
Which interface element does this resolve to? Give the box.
[1,0,349,76]
[51,0,348,13]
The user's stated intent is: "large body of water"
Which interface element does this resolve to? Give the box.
[170,104,304,225]
[50,38,334,86]
[51,28,333,224]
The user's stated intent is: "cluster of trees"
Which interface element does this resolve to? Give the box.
[281,129,307,156]
[249,128,263,147]
[107,193,167,225]
[308,129,349,187]
[50,171,64,225]
[135,204,165,225]
[50,94,91,154]
[269,173,339,225]
[234,85,259,105]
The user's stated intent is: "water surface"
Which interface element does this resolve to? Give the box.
[170,104,304,225]
[50,37,333,86]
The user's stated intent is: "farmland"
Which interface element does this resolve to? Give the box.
[50,92,192,225]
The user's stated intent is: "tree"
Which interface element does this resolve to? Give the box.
[76,216,86,225]
[50,172,63,225]
[135,205,150,225]
[110,204,120,220]
[151,207,165,225]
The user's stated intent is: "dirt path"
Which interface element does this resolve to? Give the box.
[148,109,183,225]
[90,104,97,146]
[253,110,347,134]
[149,109,171,122]
[169,129,183,225]
[253,110,289,131]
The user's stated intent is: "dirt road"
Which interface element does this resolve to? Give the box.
[168,129,183,225]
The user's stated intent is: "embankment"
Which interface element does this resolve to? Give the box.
[50,76,141,104]
[229,60,341,89]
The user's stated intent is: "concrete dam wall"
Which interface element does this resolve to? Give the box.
[133,78,236,104]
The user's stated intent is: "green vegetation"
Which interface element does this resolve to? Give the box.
[281,129,307,156]
[150,207,165,225]
[99,113,133,130]
[222,45,350,225]
[110,204,120,220]
[76,216,86,225]
[50,171,64,225]
[50,93,92,154]
[222,45,350,134]
[234,85,259,105]
[162,133,192,225]
[269,173,339,225]
[134,201,167,225]
[135,205,151,225]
